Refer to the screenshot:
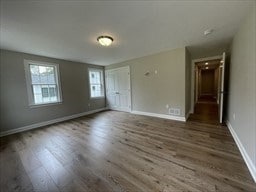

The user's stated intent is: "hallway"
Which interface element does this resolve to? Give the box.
[188,95,219,124]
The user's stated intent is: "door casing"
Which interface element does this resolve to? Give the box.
[105,66,131,112]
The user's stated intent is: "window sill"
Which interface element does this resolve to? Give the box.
[29,101,62,108]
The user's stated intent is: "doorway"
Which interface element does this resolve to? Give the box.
[189,58,222,124]
[105,66,131,112]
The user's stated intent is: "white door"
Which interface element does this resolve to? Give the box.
[219,52,226,123]
[106,70,119,108]
[106,66,131,112]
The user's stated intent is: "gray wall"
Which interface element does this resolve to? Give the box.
[185,48,191,116]
[106,48,187,117]
[227,5,256,169]
[0,49,105,133]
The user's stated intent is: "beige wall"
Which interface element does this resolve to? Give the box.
[106,47,189,117]
[185,48,191,115]
[227,5,256,172]
[0,49,105,133]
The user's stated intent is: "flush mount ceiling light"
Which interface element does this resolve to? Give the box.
[97,36,114,46]
[205,62,209,65]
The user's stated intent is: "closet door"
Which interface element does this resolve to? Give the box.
[106,66,131,112]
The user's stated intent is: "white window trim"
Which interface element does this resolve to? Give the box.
[24,60,63,107]
[88,68,105,99]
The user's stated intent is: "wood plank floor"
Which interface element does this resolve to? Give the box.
[188,102,219,125]
[0,110,255,192]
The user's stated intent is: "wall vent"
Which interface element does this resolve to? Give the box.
[169,108,181,116]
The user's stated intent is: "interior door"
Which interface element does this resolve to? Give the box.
[219,52,226,123]
[105,70,119,108]
[117,67,131,111]
[106,66,131,112]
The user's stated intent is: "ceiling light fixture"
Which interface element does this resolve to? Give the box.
[97,36,114,46]
[205,62,209,65]
[206,67,209,69]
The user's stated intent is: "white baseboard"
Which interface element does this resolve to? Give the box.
[108,106,131,113]
[185,109,193,121]
[131,110,186,122]
[226,120,256,183]
[0,108,108,137]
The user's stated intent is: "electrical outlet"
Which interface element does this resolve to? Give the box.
[166,104,169,109]
[233,113,236,120]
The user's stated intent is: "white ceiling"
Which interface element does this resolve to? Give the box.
[0,0,254,66]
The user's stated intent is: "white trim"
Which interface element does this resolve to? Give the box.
[132,110,186,122]
[88,68,105,99]
[226,120,256,183]
[24,59,63,107]
[110,107,131,113]
[192,55,222,63]
[105,66,132,113]
[105,66,129,73]
[191,55,222,114]
[29,101,62,108]
[0,108,108,137]
[219,52,226,123]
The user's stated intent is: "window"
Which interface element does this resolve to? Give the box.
[88,68,105,98]
[24,60,62,106]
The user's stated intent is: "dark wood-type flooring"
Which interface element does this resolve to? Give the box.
[188,95,219,125]
[1,111,255,192]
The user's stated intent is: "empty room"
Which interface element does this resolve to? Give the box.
[0,1,256,192]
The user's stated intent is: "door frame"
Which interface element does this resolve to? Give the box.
[190,55,222,113]
[219,52,226,123]
[105,66,132,112]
